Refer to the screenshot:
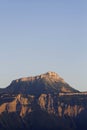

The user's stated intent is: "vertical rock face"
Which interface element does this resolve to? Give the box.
[0,93,85,118]
[38,94,47,109]
[38,94,85,117]
[0,72,87,130]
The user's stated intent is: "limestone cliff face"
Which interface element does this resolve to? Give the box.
[0,93,86,119]
[0,94,35,117]
[38,94,84,117]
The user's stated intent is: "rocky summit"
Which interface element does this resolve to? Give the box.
[0,72,87,130]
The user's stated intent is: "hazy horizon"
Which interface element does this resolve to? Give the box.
[0,0,87,91]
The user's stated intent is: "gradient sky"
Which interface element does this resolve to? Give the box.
[0,0,87,91]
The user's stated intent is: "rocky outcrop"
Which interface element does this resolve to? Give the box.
[0,93,86,118]
[0,93,87,130]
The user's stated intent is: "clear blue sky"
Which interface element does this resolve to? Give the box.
[0,0,87,91]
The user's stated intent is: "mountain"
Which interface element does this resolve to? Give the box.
[0,72,79,95]
[0,72,87,130]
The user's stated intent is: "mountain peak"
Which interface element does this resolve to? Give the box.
[40,71,65,82]
[45,71,58,76]
[42,71,60,78]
